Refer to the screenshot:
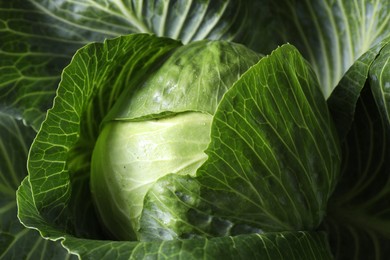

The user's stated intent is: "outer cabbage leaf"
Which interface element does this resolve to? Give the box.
[139,44,341,240]
[323,40,390,259]
[62,231,333,260]
[327,37,390,139]
[0,0,86,130]
[31,0,255,44]
[21,34,181,239]
[370,41,390,125]
[255,0,390,97]
[0,112,73,259]
[197,44,340,230]
[4,0,389,131]
[17,177,333,260]
[0,0,257,130]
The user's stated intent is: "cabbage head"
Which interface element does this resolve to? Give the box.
[90,40,262,240]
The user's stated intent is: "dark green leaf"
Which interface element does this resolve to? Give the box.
[259,0,390,97]
[18,166,333,259]
[0,0,92,130]
[369,41,390,126]
[323,71,390,259]
[140,44,341,239]
[0,0,258,129]
[0,112,73,259]
[23,34,181,239]
[31,0,255,44]
[62,231,333,260]
[197,44,340,231]
[327,37,390,140]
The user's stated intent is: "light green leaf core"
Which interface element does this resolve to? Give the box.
[91,112,211,240]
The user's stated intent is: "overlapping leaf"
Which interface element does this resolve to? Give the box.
[327,37,390,139]
[31,0,254,44]
[324,86,390,259]
[197,44,340,230]
[23,34,181,239]
[16,170,333,259]
[264,0,390,97]
[324,40,390,259]
[17,169,333,259]
[0,0,94,130]
[370,41,390,125]
[62,231,333,260]
[0,112,73,259]
[0,0,257,130]
[139,44,341,240]
[3,0,388,127]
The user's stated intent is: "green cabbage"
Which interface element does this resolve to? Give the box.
[91,40,261,240]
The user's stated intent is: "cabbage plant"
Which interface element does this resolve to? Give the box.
[1,0,390,259]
